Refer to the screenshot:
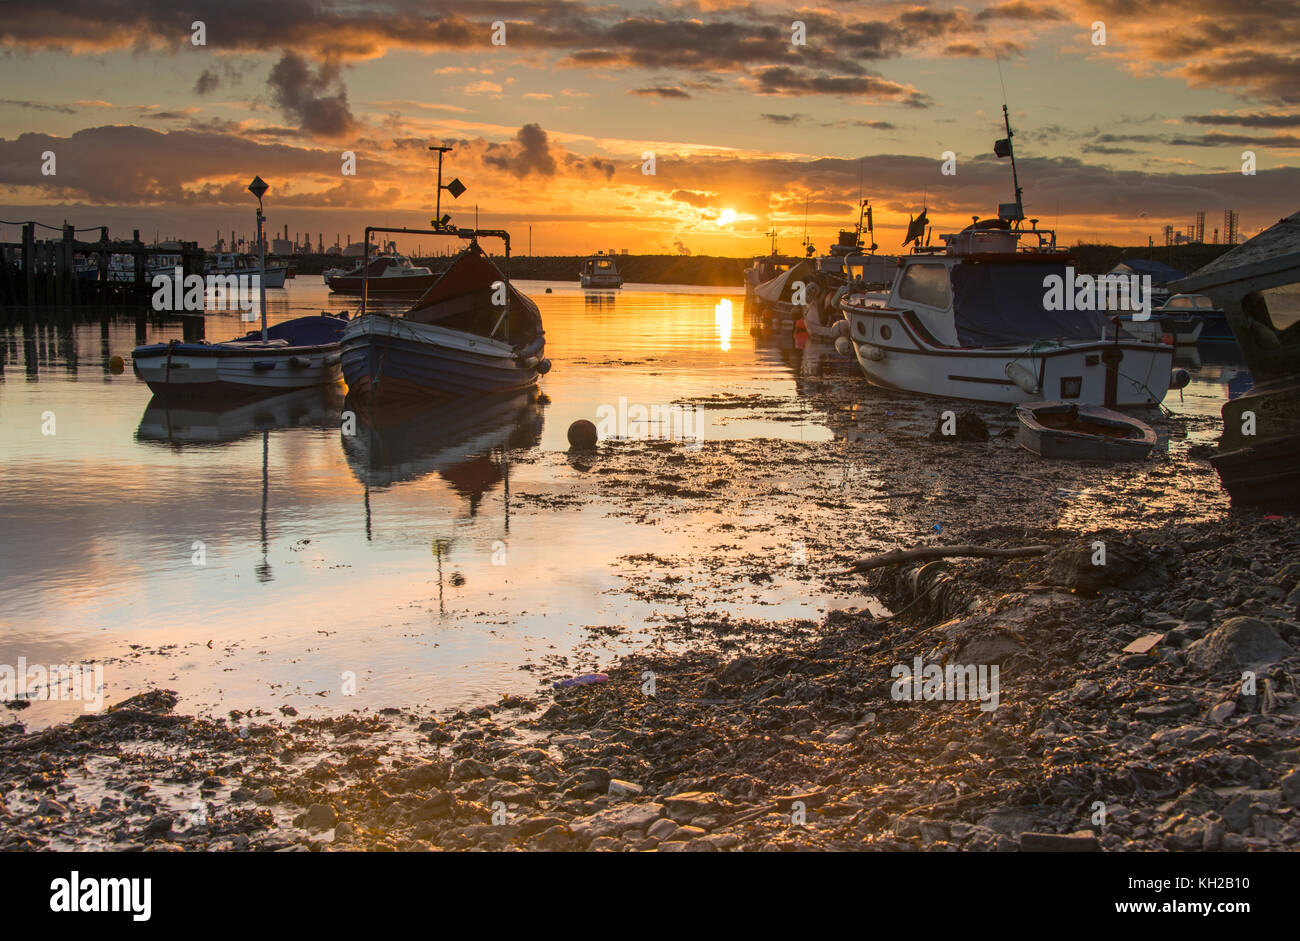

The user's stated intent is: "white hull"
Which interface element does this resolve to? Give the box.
[133,345,342,395]
[204,264,287,288]
[844,307,1174,407]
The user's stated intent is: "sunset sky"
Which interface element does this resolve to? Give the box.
[1,0,1298,256]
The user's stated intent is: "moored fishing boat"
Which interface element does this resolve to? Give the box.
[325,249,439,295]
[131,314,348,398]
[1182,210,1300,506]
[340,225,549,406]
[839,105,1179,408]
[803,201,897,341]
[132,176,348,398]
[1016,401,1157,461]
[205,252,288,288]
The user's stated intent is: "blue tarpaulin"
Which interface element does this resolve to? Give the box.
[950,261,1111,347]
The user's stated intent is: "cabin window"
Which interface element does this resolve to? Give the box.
[897,264,951,309]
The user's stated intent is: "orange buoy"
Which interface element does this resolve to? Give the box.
[108,355,125,374]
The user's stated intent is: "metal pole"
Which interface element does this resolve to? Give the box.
[362,226,371,317]
[257,203,267,342]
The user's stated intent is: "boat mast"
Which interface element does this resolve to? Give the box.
[247,176,269,342]
[1003,103,1024,225]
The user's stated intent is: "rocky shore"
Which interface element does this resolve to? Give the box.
[2,385,1297,852]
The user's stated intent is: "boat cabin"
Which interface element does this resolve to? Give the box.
[582,254,619,277]
[849,220,1114,349]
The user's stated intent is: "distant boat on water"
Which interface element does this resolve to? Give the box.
[580,251,623,289]
[205,252,287,288]
[325,250,440,295]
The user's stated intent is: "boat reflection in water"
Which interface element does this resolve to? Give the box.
[135,386,347,583]
[135,385,345,447]
[342,388,545,548]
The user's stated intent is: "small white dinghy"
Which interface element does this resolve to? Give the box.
[1016,401,1157,462]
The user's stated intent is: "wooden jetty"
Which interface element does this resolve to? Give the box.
[0,222,205,307]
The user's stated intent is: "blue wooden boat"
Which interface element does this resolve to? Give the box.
[341,233,548,406]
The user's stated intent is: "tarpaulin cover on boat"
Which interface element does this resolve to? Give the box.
[234,314,348,346]
[951,260,1110,347]
[404,242,544,347]
[754,260,814,304]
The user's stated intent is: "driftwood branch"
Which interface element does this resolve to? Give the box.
[847,544,1052,573]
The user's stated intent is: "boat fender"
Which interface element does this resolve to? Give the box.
[520,355,539,369]
[857,342,885,362]
[289,356,311,368]
[831,319,850,339]
[1005,362,1041,395]
[831,284,850,313]
[537,358,552,375]
[834,336,853,356]
[1170,367,1190,390]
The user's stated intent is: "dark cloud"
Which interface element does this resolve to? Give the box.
[483,123,557,178]
[0,98,76,114]
[1079,1,1300,103]
[760,113,803,125]
[0,124,344,203]
[0,1,1022,107]
[267,52,354,137]
[1168,132,1300,147]
[1185,112,1300,128]
[671,189,713,207]
[629,86,691,99]
[753,67,930,106]
[976,2,1065,21]
[1181,53,1300,105]
[1094,130,1300,149]
[194,69,219,95]
[564,152,616,180]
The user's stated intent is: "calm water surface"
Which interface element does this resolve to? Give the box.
[0,278,1269,725]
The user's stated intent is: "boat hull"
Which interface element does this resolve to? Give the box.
[132,343,343,397]
[844,306,1175,406]
[1016,401,1156,461]
[340,315,542,405]
[326,273,440,295]
[204,266,287,288]
[581,275,623,289]
[1211,376,1300,506]
[1210,436,1300,506]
